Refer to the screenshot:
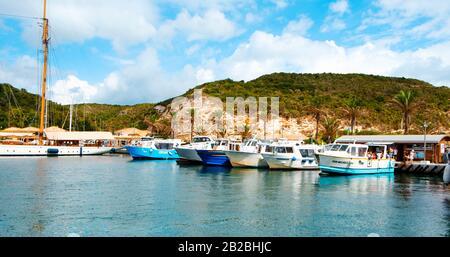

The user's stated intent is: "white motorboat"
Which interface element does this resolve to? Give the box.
[175,136,215,162]
[317,143,395,175]
[224,138,273,168]
[262,141,321,170]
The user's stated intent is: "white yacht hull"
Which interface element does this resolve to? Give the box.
[317,154,395,175]
[224,150,268,168]
[175,147,202,162]
[262,153,319,170]
[0,145,112,156]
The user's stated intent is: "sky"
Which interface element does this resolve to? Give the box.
[0,0,450,105]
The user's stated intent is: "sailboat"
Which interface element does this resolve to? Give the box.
[0,0,113,156]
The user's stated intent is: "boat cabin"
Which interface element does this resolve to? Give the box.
[191,136,213,143]
[44,131,114,147]
[336,135,450,163]
[325,143,389,159]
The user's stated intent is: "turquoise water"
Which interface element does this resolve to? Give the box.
[0,155,449,237]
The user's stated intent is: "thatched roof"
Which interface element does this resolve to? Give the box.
[44,126,67,132]
[115,128,149,137]
[1,127,39,133]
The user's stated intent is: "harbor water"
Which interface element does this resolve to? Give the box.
[0,155,449,237]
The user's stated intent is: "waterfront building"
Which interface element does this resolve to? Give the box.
[335,135,450,163]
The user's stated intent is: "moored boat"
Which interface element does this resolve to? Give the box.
[196,139,240,166]
[0,1,113,157]
[125,137,182,160]
[224,138,272,168]
[175,136,215,162]
[0,131,113,156]
[261,141,321,170]
[317,143,395,175]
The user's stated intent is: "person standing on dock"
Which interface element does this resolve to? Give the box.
[444,148,450,186]
[442,148,450,164]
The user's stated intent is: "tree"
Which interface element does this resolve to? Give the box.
[306,96,325,141]
[392,90,417,134]
[342,96,363,134]
[240,117,252,140]
[321,116,340,143]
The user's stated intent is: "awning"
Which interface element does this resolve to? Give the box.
[45,131,114,141]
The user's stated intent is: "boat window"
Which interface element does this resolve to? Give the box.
[300,149,315,157]
[251,141,257,146]
[221,141,228,146]
[276,147,286,153]
[286,147,294,153]
[358,147,367,157]
[350,147,357,156]
[338,145,349,151]
[155,143,174,149]
[193,137,209,143]
[266,146,274,153]
[331,145,341,151]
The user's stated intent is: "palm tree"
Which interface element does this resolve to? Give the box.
[306,96,324,141]
[392,90,417,134]
[240,117,252,140]
[321,116,340,143]
[342,96,363,134]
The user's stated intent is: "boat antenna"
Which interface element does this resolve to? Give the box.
[38,0,49,145]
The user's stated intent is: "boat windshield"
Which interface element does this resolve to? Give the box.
[275,146,294,153]
[155,143,175,150]
[300,149,315,157]
[330,144,349,151]
[192,137,210,143]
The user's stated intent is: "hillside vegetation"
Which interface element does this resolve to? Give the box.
[183,73,450,134]
[2,73,450,135]
[0,83,157,132]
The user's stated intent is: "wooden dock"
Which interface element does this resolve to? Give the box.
[395,161,446,175]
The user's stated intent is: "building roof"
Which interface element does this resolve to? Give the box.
[336,135,450,144]
[1,127,39,133]
[45,131,114,141]
[114,127,149,137]
[44,126,67,132]
[0,132,35,137]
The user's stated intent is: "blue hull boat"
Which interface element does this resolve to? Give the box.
[125,146,180,160]
[196,150,231,166]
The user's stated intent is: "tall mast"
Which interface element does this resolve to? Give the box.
[38,0,49,145]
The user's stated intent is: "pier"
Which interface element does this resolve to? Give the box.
[395,161,446,175]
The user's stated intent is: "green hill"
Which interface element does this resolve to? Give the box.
[2,73,450,134]
[182,73,450,134]
[0,83,157,132]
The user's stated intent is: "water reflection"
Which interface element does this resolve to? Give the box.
[318,173,394,195]
[0,157,449,236]
[445,197,450,237]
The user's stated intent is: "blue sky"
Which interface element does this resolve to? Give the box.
[1,0,450,105]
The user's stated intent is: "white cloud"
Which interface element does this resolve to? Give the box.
[271,0,288,9]
[320,17,346,32]
[245,13,263,24]
[0,0,159,52]
[196,68,215,83]
[159,9,241,42]
[203,31,450,87]
[283,15,313,35]
[321,0,349,32]
[0,55,39,92]
[360,0,450,40]
[330,0,349,14]
[56,48,204,104]
[51,75,98,104]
